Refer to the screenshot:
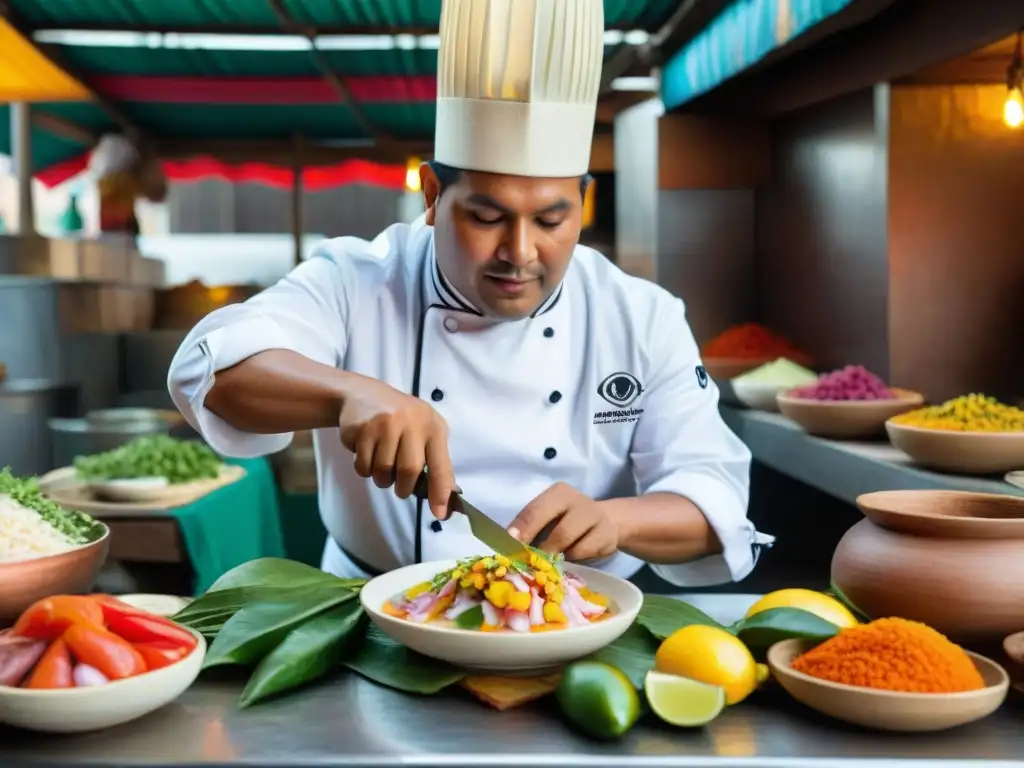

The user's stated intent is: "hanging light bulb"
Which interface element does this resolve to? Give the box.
[405,156,422,193]
[1004,88,1024,129]
[1004,31,1024,129]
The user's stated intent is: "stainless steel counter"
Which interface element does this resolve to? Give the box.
[2,595,1023,767]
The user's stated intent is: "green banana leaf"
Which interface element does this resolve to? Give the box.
[731,607,840,659]
[207,557,364,592]
[585,623,660,689]
[343,624,466,694]
[239,601,367,708]
[204,589,358,669]
[634,594,723,639]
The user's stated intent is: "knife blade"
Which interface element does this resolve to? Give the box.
[414,472,523,556]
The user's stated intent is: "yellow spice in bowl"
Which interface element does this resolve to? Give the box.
[790,617,985,693]
[890,394,1024,432]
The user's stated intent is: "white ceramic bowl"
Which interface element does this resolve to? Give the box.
[0,628,205,733]
[732,379,790,412]
[360,559,643,674]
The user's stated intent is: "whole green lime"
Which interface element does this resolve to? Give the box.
[556,661,640,740]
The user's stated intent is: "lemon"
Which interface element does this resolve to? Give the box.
[654,625,757,705]
[644,670,726,727]
[744,588,859,629]
[556,661,640,740]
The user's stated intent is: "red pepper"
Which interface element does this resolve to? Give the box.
[63,624,147,680]
[94,595,198,650]
[23,638,74,689]
[103,613,198,652]
[133,641,192,671]
[12,596,105,641]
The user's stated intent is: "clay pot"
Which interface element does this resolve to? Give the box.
[831,490,1024,643]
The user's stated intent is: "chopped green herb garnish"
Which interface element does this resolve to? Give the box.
[0,467,105,545]
[74,435,221,484]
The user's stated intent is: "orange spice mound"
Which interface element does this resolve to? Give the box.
[790,617,985,693]
[701,322,806,360]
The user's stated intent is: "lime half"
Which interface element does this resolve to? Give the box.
[644,670,726,727]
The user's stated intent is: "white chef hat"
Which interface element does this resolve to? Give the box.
[434,0,605,178]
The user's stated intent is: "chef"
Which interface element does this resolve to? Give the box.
[167,0,774,587]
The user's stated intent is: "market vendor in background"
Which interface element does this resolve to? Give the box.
[89,134,167,241]
[167,0,774,587]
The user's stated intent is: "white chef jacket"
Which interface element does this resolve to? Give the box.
[167,215,774,586]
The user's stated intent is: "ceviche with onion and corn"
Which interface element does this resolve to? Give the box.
[383,548,613,632]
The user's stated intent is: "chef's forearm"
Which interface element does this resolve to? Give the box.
[602,493,723,564]
[204,349,355,433]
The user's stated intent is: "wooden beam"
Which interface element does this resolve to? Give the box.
[31,110,98,145]
[0,0,145,144]
[267,0,389,144]
[156,138,432,165]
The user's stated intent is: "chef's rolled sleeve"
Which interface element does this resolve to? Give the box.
[167,253,351,459]
[630,297,774,587]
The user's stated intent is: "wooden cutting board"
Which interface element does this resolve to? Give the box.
[38,464,246,517]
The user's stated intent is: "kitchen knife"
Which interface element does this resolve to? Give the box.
[414,472,524,556]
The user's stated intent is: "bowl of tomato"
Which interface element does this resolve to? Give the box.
[0,593,205,733]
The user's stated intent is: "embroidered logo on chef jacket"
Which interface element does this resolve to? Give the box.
[594,372,645,425]
[695,365,709,390]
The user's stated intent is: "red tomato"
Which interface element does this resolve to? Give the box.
[63,624,147,680]
[104,613,198,652]
[133,641,191,671]
[12,596,105,641]
[24,638,74,689]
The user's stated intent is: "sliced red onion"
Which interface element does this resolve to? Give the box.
[481,600,504,627]
[438,578,457,598]
[566,583,607,616]
[561,597,590,627]
[505,610,531,633]
[73,664,109,687]
[529,589,545,626]
[565,574,587,589]
[444,592,481,620]
[505,572,530,592]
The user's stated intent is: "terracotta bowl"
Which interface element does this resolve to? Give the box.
[0,527,110,625]
[832,491,1024,642]
[885,421,1024,475]
[776,388,924,439]
[768,638,1008,732]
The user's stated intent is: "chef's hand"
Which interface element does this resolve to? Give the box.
[337,374,456,520]
[507,483,619,563]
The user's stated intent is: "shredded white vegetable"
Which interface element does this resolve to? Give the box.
[0,494,79,562]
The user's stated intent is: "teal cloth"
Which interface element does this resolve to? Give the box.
[276,490,328,568]
[170,457,286,595]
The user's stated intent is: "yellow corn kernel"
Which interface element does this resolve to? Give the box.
[544,581,557,596]
[471,560,487,573]
[535,571,548,587]
[471,573,486,590]
[543,601,567,624]
[550,588,565,604]
[404,581,431,599]
[451,569,464,580]
[495,555,511,567]
[485,580,514,608]
[494,565,507,579]
[508,591,532,612]
[460,576,475,589]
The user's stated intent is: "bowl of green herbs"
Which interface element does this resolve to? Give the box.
[74,435,225,503]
